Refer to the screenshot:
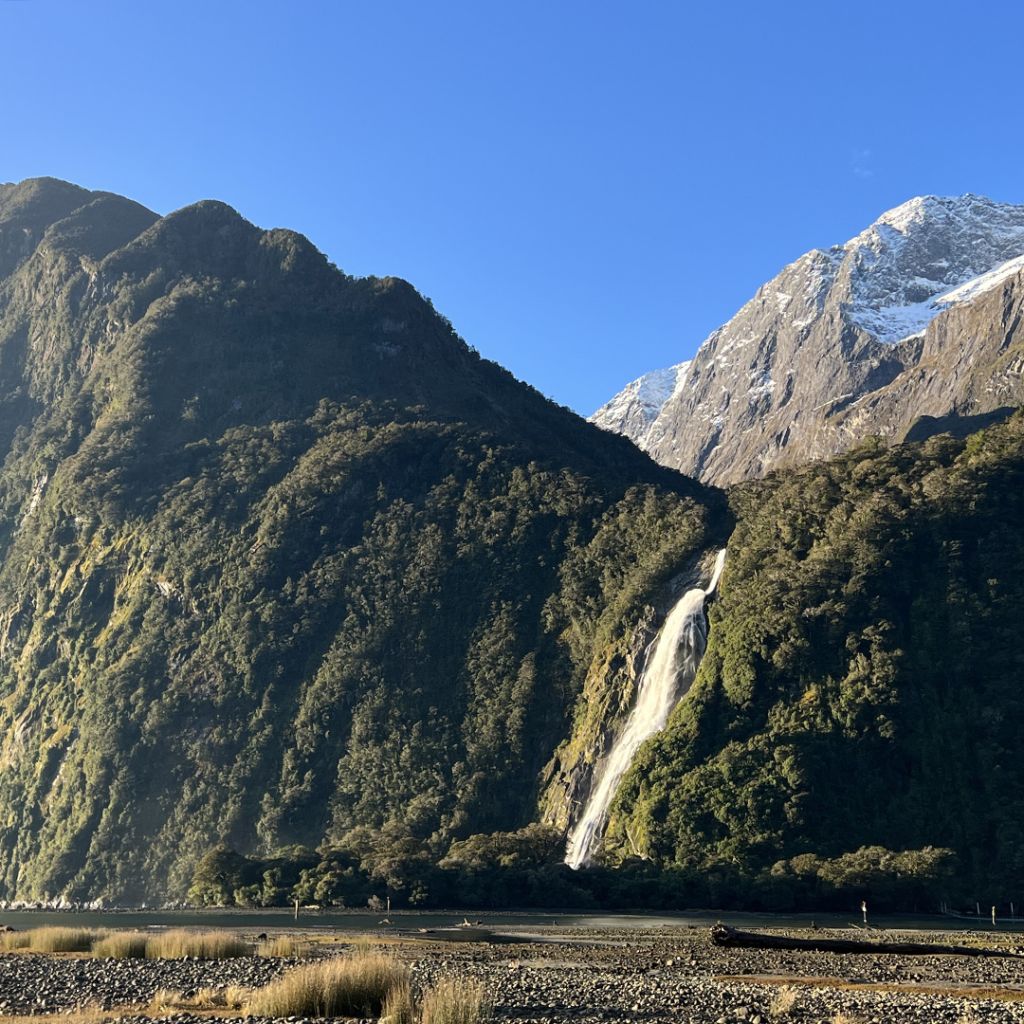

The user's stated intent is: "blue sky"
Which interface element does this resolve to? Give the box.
[4,0,1024,414]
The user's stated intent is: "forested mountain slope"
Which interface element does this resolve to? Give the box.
[1,179,1022,910]
[602,414,1024,895]
[0,178,720,902]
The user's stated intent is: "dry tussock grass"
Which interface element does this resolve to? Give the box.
[246,953,410,1018]
[144,929,249,959]
[147,985,250,1014]
[0,927,103,953]
[0,1008,113,1024]
[256,934,303,957]
[420,977,492,1024]
[91,931,149,958]
[381,977,417,1024]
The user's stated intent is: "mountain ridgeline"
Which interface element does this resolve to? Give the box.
[0,178,1022,909]
[0,178,719,902]
[596,195,1024,485]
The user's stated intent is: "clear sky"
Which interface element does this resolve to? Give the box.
[4,1,1024,414]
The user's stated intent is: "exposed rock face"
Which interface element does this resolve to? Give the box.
[594,195,1024,484]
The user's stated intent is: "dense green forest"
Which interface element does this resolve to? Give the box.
[188,417,1024,915]
[604,418,1024,905]
[0,179,717,902]
[0,178,1022,912]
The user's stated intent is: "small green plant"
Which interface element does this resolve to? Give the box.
[246,953,410,1018]
[92,931,149,958]
[420,977,492,1024]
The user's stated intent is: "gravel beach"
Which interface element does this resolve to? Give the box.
[0,924,1021,1023]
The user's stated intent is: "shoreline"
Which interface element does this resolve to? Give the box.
[1,922,1022,1022]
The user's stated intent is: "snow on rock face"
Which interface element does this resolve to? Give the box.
[844,195,1024,344]
[596,193,1024,485]
[590,361,691,448]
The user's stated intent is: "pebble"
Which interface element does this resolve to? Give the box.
[0,925,1022,1022]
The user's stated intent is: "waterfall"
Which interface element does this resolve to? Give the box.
[564,549,726,870]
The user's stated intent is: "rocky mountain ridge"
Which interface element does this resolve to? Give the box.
[594,194,1024,484]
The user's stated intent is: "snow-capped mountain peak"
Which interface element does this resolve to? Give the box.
[843,194,1024,344]
[590,361,691,446]
[594,193,1024,484]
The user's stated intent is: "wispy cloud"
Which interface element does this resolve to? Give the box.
[852,148,874,179]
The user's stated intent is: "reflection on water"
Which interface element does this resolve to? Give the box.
[0,908,1009,934]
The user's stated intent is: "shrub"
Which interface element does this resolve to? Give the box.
[92,931,149,958]
[420,978,491,1024]
[246,953,409,1018]
[145,929,250,959]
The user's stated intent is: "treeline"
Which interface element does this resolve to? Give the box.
[188,828,982,915]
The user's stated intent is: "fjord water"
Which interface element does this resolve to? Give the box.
[565,550,727,869]
[0,908,1006,934]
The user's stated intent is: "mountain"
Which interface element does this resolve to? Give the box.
[0,178,721,902]
[2,178,1024,911]
[594,195,1024,484]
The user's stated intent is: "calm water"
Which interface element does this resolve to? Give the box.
[0,907,1014,934]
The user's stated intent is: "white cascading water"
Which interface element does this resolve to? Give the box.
[564,549,726,869]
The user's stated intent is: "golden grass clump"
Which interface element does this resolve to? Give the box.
[246,953,410,1019]
[147,986,247,1013]
[257,934,304,957]
[91,931,149,958]
[381,978,417,1024]
[144,929,250,959]
[1,927,103,953]
[147,988,183,1015]
[223,984,251,1010]
[0,930,30,950]
[769,984,799,1017]
[420,977,492,1024]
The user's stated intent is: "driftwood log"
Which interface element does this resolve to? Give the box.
[710,924,1022,959]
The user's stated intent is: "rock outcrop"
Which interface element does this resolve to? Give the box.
[595,195,1024,484]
